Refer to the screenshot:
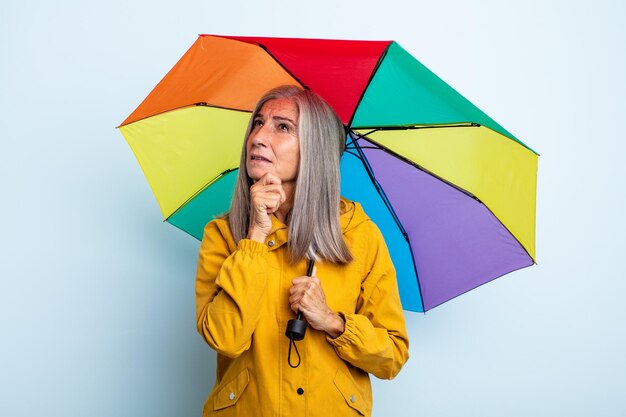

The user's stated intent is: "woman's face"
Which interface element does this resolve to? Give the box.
[246,97,300,183]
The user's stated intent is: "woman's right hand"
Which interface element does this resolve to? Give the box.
[247,173,286,243]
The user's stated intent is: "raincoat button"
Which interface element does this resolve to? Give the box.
[350,395,356,403]
[297,388,304,395]
[268,240,275,247]
[229,392,235,401]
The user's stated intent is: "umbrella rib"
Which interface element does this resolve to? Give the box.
[356,123,540,155]
[343,149,360,158]
[251,42,309,90]
[166,168,239,222]
[194,102,254,113]
[344,134,361,152]
[354,130,480,200]
[350,134,409,239]
[118,103,251,128]
[355,131,537,264]
[354,122,479,131]
[400,231,426,314]
[350,132,426,312]
[347,42,393,127]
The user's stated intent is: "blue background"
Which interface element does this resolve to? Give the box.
[2,0,625,415]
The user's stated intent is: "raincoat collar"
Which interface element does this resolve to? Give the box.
[265,197,369,250]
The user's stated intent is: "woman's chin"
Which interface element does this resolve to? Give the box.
[247,168,271,182]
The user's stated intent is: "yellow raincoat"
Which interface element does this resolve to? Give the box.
[196,198,409,417]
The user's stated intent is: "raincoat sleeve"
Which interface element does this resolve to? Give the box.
[327,221,409,380]
[196,219,269,358]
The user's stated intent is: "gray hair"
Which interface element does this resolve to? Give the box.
[229,85,352,264]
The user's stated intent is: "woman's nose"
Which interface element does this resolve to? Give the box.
[251,134,266,148]
[251,127,270,147]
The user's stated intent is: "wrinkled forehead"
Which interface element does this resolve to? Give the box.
[257,97,299,122]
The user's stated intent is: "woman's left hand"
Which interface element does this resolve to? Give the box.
[289,271,345,338]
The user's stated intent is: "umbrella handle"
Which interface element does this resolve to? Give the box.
[285,259,314,367]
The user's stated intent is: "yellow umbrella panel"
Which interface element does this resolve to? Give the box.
[120,106,250,220]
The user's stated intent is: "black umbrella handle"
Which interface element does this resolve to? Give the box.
[286,259,315,368]
[286,259,314,341]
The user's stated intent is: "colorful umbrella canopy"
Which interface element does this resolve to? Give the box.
[119,35,538,313]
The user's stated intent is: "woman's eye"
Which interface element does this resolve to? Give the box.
[278,123,289,131]
[253,119,263,127]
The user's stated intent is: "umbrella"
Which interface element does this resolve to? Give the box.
[118,35,538,313]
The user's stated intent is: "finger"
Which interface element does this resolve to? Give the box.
[289,291,307,306]
[289,284,304,295]
[264,195,283,213]
[289,280,309,297]
[251,194,283,215]
[254,187,286,208]
[251,194,278,210]
[277,186,286,206]
[288,293,299,305]
[289,282,306,295]
[292,276,310,284]
[252,182,284,192]
[251,186,284,206]
[250,186,283,203]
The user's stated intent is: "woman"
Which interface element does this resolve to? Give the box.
[196,85,409,417]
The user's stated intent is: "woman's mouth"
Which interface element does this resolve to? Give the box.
[250,154,271,163]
